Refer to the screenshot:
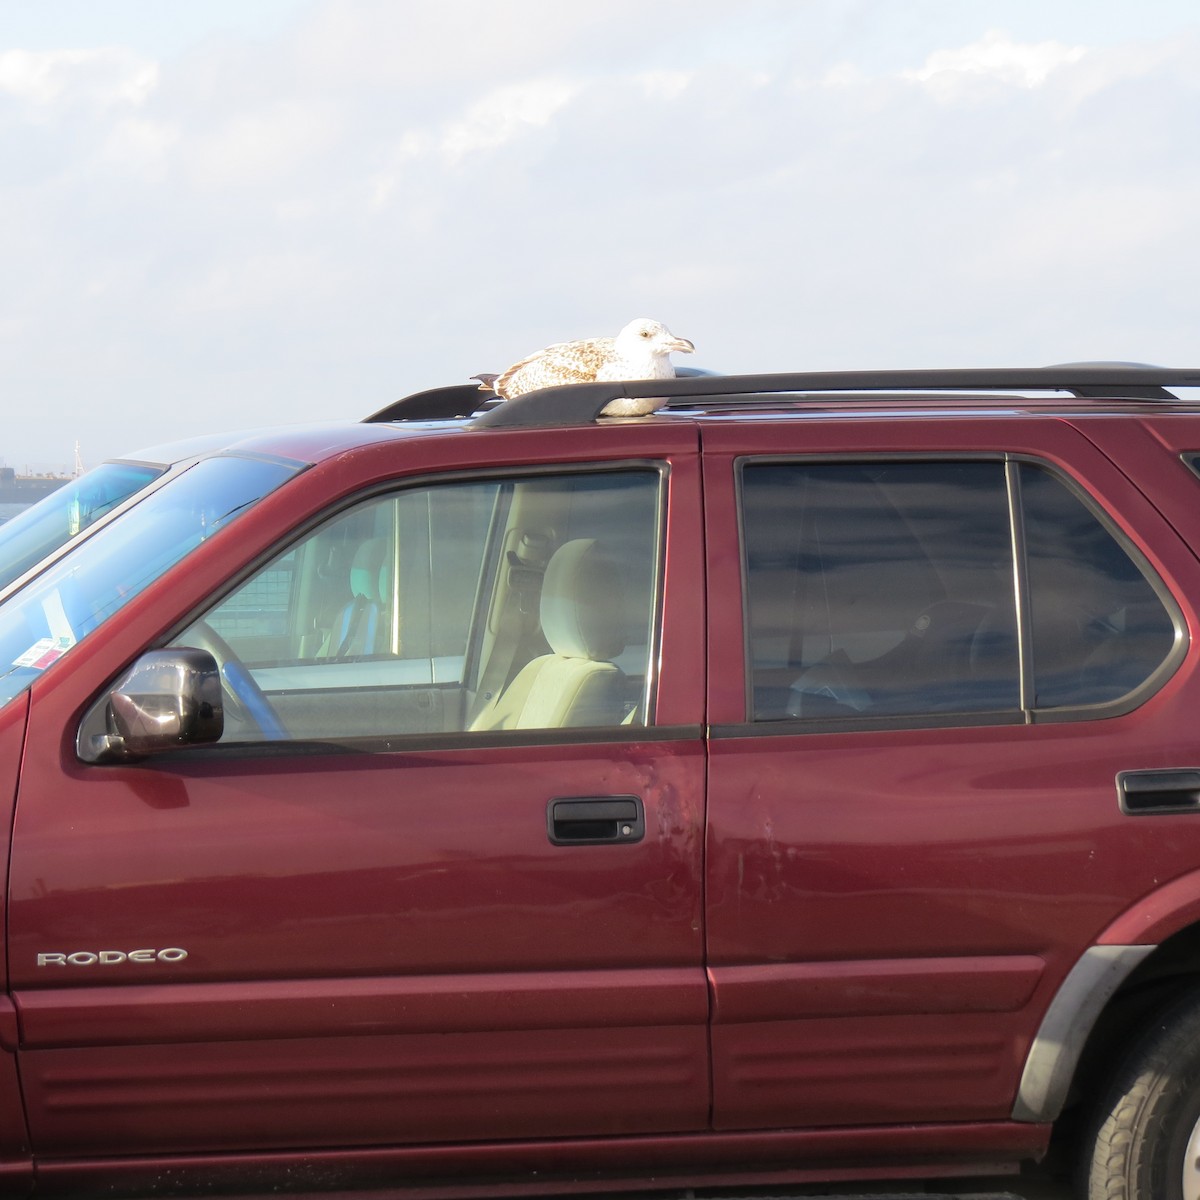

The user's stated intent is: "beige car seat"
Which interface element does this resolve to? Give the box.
[472,538,628,731]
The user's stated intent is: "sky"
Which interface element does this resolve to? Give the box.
[1,0,1198,472]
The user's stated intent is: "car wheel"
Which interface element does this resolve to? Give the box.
[1085,989,1200,1199]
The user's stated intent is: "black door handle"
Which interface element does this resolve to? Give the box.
[547,796,644,845]
[1118,769,1200,814]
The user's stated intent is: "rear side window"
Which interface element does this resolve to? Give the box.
[741,459,1179,725]
[1021,468,1176,706]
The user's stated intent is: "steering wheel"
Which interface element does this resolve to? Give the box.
[176,620,288,740]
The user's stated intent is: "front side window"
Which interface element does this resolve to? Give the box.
[171,469,662,743]
[741,459,1179,725]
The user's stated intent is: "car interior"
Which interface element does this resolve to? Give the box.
[174,468,663,743]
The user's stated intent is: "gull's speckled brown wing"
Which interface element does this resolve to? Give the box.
[491,336,617,399]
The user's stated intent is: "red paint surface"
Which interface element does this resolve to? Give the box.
[2,405,1200,1193]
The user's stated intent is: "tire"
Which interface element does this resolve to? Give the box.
[1085,989,1200,1199]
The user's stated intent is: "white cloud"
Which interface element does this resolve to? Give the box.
[2,1,1200,468]
[439,79,581,164]
[903,30,1087,95]
[366,77,583,206]
[0,47,158,107]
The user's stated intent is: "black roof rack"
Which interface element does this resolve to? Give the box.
[364,384,496,423]
[363,366,719,424]
[468,365,1200,430]
[366,366,1200,431]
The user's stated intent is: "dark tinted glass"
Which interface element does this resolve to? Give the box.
[1021,465,1176,707]
[742,462,1019,721]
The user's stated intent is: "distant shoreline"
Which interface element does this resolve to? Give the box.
[0,471,67,507]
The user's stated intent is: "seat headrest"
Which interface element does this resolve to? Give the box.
[540,539,628,661]
[349,538,389,604]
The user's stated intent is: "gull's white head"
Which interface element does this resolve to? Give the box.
[615,318,695,361]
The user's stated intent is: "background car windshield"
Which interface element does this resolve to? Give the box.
[0,454,299,710]
[0,462,164,594]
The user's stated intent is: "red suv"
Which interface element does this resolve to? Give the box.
[2,366,1200,1200]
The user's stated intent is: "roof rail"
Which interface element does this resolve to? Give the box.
[364,384,495,423]
[364,366,718,424]
[470,365,1200,430]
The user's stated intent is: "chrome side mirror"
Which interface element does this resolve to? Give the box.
[78,648,223,763]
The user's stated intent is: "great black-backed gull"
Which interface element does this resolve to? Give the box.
[475,318,694,416]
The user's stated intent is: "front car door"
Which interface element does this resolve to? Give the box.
[0,696,29,1193]
[7,424,709,1176]
[702,413,1200,1150]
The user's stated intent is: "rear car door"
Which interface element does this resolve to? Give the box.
[702,414,1200,1133]
[8,424,709,1164]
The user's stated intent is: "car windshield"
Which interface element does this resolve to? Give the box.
[0,453,301,710]
[0,461,164,595]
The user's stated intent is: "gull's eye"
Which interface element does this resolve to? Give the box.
[640,329,652,338]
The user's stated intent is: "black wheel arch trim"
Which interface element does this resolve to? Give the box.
[1012,943,1155,1122]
